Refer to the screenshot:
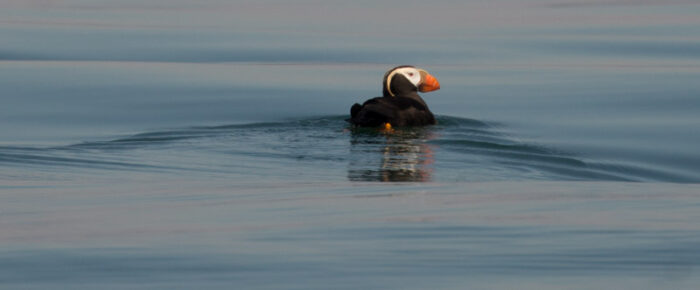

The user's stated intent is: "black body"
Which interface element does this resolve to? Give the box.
[348,69,436,127]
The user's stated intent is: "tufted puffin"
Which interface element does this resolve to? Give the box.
[348,65,441,127]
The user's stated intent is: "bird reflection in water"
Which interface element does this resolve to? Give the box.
[348,128,435,182]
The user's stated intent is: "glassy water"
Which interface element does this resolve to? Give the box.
[2,1,700,289]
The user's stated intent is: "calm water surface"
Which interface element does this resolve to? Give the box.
[2,0,700,289]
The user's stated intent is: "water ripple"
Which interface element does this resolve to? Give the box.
[1,116,694,183]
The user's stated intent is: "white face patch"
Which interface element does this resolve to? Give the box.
[396,67,422,87]
[385,67,422,96]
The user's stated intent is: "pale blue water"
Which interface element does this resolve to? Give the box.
[2,1,700,289]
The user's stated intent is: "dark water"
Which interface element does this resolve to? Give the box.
[2,0,700,289]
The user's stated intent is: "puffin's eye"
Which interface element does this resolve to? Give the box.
[408,72,414,77]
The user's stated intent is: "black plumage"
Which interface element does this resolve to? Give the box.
[348,66,440,127]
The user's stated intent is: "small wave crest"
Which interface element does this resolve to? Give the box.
[1,115,693,183]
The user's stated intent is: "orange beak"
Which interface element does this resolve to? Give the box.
[418,70,440,93]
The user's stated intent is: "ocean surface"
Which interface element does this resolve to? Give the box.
[2,0,700,289]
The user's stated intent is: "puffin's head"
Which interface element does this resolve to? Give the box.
[382,65,440,97]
